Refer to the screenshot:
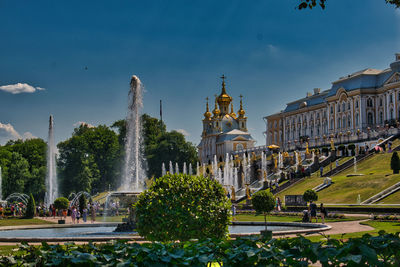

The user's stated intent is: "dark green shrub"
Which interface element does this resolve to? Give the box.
[54,197,69,211]
[338,145,345,151]
[78,194,87,214]
[135,174,231,241]
[25,193,36,219]
[303,189,318,203]
[251,190,275,231]
[391,152,400,174]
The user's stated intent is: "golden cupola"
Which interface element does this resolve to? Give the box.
[217,75,232,114]
[212,95,220,117]
[238,94,246,118]
[230,102,237,119]
[203,97,212,119]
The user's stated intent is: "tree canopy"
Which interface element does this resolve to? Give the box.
[297,0,400,10]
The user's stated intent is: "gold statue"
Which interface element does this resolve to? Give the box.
[274,158,278,169]
[231,186,236,201]
[330,138,335,151]
[306,142,310,154]
[246,184,251,200]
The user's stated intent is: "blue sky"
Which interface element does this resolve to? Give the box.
[0,0,399,146]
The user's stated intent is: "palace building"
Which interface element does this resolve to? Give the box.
[265,53,400,149]
[198,76,255,163]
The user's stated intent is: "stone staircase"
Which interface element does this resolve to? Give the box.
[361,181,400,204]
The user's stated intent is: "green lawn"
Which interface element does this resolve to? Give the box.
[377,189,400,204]
[306,220,400,242]
[234,214,365,223]
[0,218,54,227]
[96,215,125,222]
[278,152,400,204]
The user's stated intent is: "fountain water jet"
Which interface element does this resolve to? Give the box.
[121,75,146,191]
[169,161,174,175]
[175,162,179,174]
[161,162,166,176]
[183,162,187,175]
[189,163,193,175]
[45,115,58,207]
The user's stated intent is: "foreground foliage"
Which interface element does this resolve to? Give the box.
[1,232,400,266]
[135,174,231,241]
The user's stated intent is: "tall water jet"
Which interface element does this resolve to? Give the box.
[45,115,58,207]
[183,162,187,175]
[175,162,179,174]
[122,75,146,191]
[189,163,193,175]
[196,162,200,176]
[169,161,174,175]
[161,162,166,176]
[212,155,218,180]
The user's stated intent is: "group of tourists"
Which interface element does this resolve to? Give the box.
[69,204,97,224]
[307,201,328,224]
[0,203,26,218]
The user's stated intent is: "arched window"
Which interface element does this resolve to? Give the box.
[390,94,393,104]
[380,98,383,107]
[342,116,346,128]
[367,98,373,107]
[379,112,383,124]
[348,116,351,127]
[330,119,334,129]
[338,104,340,112]
[356,100,359,109]
[338,118,341,129]
[342,103,345,112]
[390,109,394,120]
[367,113,373,125]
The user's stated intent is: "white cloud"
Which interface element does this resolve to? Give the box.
[267,44,279,54]
[0,83,45,94]
[0,123,36,145]
[73,121,95,128]
[176,129,190,136]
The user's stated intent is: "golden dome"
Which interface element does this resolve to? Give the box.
[238,94,246,117]
[217,75,232,106]
[212,96,220,116]
[203,97,212,119]
[230,102,237,119]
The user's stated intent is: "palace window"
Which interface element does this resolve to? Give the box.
[355,100,359,109]
[348,102,351,110]
[380,98,383,107]
[338,118,341,128]
[337,104,340,112]
[342,103,345,112]
[330,106,333,114]
[355,113,359,126]
[367,113,373,125]
[390,94,393,104]
[348,116,351,127]
[379,112,383,124]
[390,109,394,120]
[330,119,334,130]
[367,98,373,107]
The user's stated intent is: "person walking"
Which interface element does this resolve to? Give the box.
[82,207,87,223]
[76,210,81,224]
[320,203,327,224]
[309,201,317,223]
[71,207,76,224]
[320,166,324,177]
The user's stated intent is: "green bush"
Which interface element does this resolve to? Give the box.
[54,197,69,211]
[2,232,400,266]
[251,190,275,231]
[338,145,345,151]
[135,174,231,241]
[303,189,318,203]
[391,152,400,174]
[24,193,36,219]
[78,194,87,214]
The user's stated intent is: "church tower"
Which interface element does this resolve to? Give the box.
[198,76,255,164]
